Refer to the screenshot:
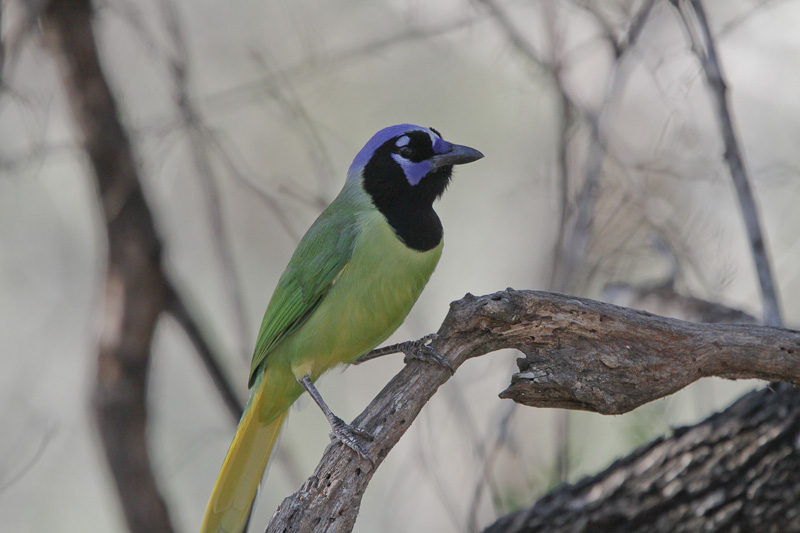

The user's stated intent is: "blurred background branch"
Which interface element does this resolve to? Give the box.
[165,283,244,421]
[40,0,175,531]
[480,0,661,486]
[672,0,783,326]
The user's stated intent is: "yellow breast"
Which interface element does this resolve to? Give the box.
[285,209,442,380]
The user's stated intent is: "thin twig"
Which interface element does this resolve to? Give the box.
[483,0,657,486]
[0,422,55,494]
[556,0,657,292]
[134,15,482,137]
[480,0,655,293]
[466,402,517,532]
[248,49,337,193]
[165,282,245,420]
[202,130,303,241]
[159,0,253,358]
[672,0,782,326]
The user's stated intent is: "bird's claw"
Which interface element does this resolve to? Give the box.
[355,334,453,372]
[329,416,374,465]
[400,335,454,373]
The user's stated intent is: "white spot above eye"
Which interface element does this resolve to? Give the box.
[395,135,410,147]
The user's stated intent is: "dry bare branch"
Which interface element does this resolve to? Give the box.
[265,289,800,532]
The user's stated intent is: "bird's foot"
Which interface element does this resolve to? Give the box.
[328,416,374,465]
[398,334,453,373]
[355,334,453,373]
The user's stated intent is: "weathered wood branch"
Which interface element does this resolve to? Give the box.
[484,382,800,533]
[266,289,800,532]
[495,290,798,414]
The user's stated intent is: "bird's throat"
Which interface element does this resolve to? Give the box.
[379,204,443,252]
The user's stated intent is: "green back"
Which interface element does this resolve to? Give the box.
[248,195,359,386]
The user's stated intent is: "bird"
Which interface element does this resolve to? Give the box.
[200,124,483,533]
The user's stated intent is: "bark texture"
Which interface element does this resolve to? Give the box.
[484,383,800,533]
[266,289,800,532]
[495,291,800,414]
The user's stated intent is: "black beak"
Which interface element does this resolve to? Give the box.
[429,143,484,170]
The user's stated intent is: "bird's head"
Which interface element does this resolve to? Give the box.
[348,124,484,209]
[346,124,483,251]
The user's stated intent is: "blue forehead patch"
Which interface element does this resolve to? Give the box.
[348,124,439,176]
[432,137,452,155]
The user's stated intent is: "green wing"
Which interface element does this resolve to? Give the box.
[248,208,358,387]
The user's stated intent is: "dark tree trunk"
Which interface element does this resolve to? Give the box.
[484,383,800,533]
[41,1,174,532]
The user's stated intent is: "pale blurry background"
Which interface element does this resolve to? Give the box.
[2,0,799,531]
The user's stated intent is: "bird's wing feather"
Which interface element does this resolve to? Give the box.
[248,208,358,386]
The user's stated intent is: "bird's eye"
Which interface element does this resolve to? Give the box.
[398,146,415,159]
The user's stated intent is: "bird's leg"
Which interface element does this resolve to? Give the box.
[354,334,454,373]
[297,375,374,464]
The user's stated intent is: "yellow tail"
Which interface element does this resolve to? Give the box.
[200,368,290,533]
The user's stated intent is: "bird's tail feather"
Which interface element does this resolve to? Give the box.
[200,368,289,533]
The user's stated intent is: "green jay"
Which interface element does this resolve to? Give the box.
[200,124,483,532]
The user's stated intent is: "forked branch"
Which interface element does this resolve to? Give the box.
[266,289,800,532]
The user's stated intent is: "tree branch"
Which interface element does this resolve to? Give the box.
[161,0,253,360]
[672,0,783,326]
[493,290,796,414]
[265,289,800,532]
[40,1,175,532]
[165,283,245,420]
[603,281,758,325]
